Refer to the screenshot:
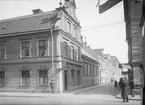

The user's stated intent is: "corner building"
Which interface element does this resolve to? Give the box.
[0,0,82,93]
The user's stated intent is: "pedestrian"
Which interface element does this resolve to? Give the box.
[129,80,135,97]
[50,78,55,93]
[114,80,118,88]
[119,78,125,98]
[123,77,129,102]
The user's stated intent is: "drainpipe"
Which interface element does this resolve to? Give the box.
[51,28,54,76]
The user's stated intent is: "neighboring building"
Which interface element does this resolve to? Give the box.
[93,49,122,83]
[0,0,83,93]
[81,46,100,87]
[98,0,144,104]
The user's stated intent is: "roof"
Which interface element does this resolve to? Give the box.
[82,46,99,63]
[0,10,60,36]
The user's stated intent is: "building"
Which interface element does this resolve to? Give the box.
[0,0,83,93]
[81,45,100,87]
[93,49,122,83]
[98,0,144,104]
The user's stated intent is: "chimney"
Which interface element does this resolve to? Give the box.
[32,9,43,14]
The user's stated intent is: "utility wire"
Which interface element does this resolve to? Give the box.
[82,21,125,32]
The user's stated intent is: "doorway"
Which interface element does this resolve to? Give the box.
[64,70,68,91]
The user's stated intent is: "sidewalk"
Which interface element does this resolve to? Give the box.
[116,93,141,101]
[0,84,100,97]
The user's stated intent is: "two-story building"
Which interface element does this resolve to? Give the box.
[0,0,82,93]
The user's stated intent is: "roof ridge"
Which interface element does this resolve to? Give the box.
[0,10,58,23]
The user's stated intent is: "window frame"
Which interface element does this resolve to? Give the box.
[0,43,6,59]
[37,39,49,57]
[0,71,5,85]
[21,70,30,86]
[63,42,68,57]
[39,70,48,86]
[70,45,74,59]
[20,41,31,58]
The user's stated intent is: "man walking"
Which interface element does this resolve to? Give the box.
[50,78,55,93]
[123,77,129,102]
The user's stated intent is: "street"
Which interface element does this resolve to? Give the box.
[0,84,141,105]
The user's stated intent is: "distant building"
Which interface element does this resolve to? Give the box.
[93,49,122,83]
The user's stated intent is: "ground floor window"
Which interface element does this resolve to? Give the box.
[39,70,48,86]
[0,71,5,85]
[21,71,30,86]
[71,70,75,86]
[77,70,80,85]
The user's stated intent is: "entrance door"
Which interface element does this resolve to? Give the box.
[64,70,68,91]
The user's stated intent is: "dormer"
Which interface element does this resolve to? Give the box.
[63,0,77,20]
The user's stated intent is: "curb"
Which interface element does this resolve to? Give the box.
[73,84,102,94]
[0,85,101,97]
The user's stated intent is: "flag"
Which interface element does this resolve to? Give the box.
[99,0,122,14]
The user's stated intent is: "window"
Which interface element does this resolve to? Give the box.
[21,41,30,58]
[88,64,90,75]
[70,46,74,59]
[77,70,80,85]
[39,70,48,86]
[76,48,80,61]
[90,65,92,75]
[0,71,5,85]
[71,70,75,86]
[0,44,5,59]
[64,42,68,57]
[71,70,75,79]
[84,63,88,75]
[67,21,71,34]
[38,40,48,57]
[74,27,77,38]
[21,71,30,86]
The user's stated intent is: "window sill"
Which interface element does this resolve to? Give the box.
[19,85,31,88]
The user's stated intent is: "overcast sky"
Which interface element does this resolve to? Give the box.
[0,0,128,63]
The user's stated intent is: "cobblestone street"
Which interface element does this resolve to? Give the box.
[0,84,141,105]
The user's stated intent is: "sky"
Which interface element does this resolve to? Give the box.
[0,0,128,63]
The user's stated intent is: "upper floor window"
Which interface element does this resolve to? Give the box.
[64,42,68,57]
[21,41,30,58]
[76,48,80,61]
[0,71,5,85]
[66,21,71,34]
[38,40,48,57]
[74,27,77,38]
[71,46,74,59]
[0,44,5,59]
